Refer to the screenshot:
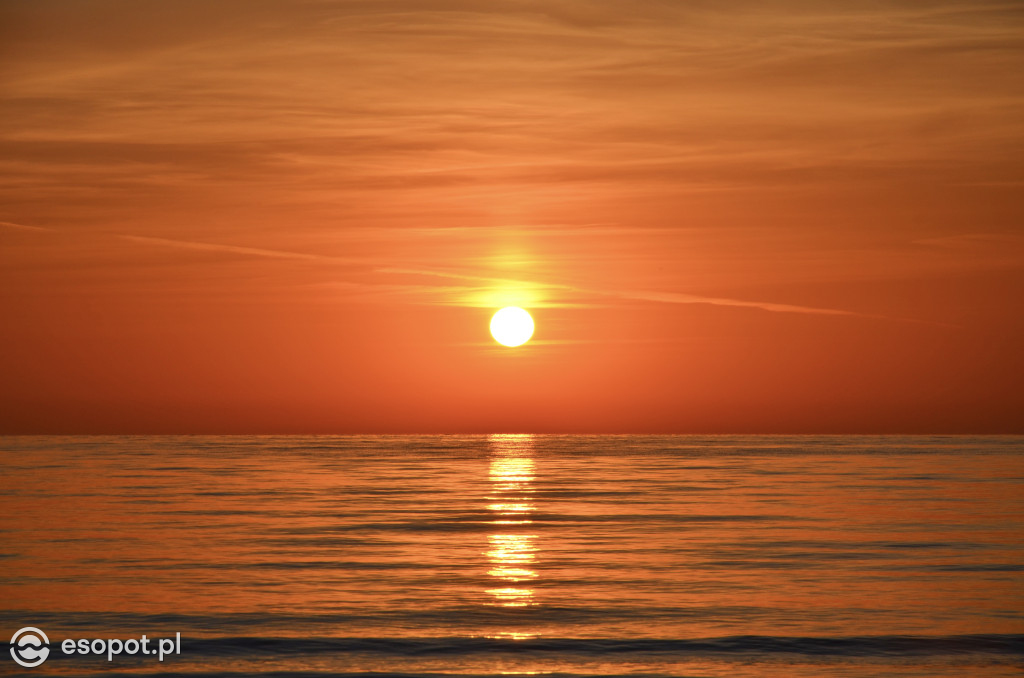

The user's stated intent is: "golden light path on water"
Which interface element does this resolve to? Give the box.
[485,434,538,633]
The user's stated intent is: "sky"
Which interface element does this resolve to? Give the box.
[1,0,1023,433]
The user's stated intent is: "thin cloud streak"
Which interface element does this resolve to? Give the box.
[379,266,864,317]
[0,221,55,232]
[113,234,872,317]
[120,235,366,265]
[10,228,940,321]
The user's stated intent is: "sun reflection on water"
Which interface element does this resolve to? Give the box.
[486,434,538,612]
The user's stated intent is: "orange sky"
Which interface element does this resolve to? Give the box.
[2,1,1022,433]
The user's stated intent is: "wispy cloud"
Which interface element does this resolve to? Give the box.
[2,0,1018,328]
[0,220,55,232]
[914,233,1024,251]
[378,266,862,317]
[115,235,869,316]
[0,222,968,324]
[604,289,858,317]
[120,235,366,265]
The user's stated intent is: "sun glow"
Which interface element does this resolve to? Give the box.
[490,307,534,347]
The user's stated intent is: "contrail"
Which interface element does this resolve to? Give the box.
[120,235,364,264]
[121,235,887,320]
[0,221,55,232]
[0,226,866,318]
[379,266,861,318]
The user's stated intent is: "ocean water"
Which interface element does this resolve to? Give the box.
[1,435,1022,677]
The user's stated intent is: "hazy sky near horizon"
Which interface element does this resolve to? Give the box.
[2,0,1023,432]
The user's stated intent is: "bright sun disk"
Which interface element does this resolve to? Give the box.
[490,307,534,347]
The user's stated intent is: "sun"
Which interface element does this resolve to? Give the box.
[490,307,534,347]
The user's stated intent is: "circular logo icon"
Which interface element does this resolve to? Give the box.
[10,628,49,668]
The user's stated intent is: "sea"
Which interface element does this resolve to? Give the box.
[1,435,1022,677]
